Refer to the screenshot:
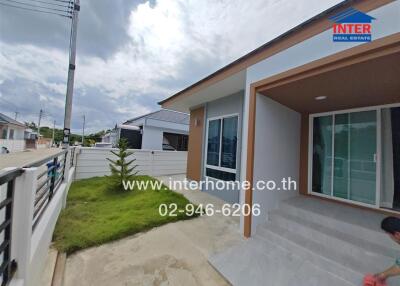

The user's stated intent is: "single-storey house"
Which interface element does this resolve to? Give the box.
[121,109,189,151]
[159,0,400,284]
[0,112,26,152]
[102,109,189,150]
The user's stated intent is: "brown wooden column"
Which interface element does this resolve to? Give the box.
[244,86,256,237]
[187,107,205,181]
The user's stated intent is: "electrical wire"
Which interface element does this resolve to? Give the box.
[49,0,72,3]
[19,0,73,9]
[2,0,72,14]
[0,1,72,17]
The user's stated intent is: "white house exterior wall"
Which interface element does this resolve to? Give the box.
[239,1,400,233]
[252,95,301,232]
[142,125,164,150]
[201,91,244,203]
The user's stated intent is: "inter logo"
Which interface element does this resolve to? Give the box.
[329,8,375,42]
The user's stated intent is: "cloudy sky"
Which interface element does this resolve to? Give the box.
[0,0,341,134]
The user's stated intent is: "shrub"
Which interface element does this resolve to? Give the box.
[107,139,138,190]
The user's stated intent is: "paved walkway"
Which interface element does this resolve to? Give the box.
[0,148,61,171]
[64,175,244,286]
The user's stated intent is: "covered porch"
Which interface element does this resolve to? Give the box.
[244,34,400,237]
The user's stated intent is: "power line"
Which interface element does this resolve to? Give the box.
[2,0,72,14]
[48,0,72,3]
[20,0,73,9]
[0,1,71,17]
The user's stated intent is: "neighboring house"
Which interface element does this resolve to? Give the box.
[24,129,38,149]
[0,112,26,152]
[159,1,400,285]
[120,109,189,151]
[101,130,117,145]
[24,128,37,140]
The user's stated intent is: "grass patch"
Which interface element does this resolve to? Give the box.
[53,176,197,254]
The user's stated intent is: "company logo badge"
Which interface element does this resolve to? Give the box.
[329,8,376,42]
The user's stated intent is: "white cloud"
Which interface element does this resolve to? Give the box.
[0,0,341,132]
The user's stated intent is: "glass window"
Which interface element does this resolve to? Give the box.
[312,115,332,195]
[206,168,236,181]
[221,116,238,169]
[206,119,221,166]
[9,129,14,140]
[312,111,377,206]
[206,115,238,181]
[333,113,349,199]
[1,129,7,139]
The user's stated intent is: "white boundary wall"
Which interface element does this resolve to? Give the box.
[5,150,74,286]
[0,139,25,153]
[75,147,187,180]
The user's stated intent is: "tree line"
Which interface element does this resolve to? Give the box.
[25,122,110,146]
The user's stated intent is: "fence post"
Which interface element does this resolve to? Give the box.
[62,149,72,208]
[150,151,155,176]
[48,157,58,200]
[11,167,37,285]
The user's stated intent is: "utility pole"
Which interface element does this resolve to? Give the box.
[81,114,85,146]
[14,111,19,120]
[52,120,56,147]
[62,0,80,148]
[37,109,43,138]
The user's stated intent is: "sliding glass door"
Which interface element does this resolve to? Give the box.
[311,110,377,206]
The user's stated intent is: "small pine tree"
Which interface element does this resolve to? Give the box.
[107,139,138,190]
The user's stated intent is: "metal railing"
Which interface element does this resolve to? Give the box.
[70,146,76,168]
[0,169,21,286]
[26,149,68,231]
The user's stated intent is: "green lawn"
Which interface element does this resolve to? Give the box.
[53,176,196,254]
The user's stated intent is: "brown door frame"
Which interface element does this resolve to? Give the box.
[243,33,400,237]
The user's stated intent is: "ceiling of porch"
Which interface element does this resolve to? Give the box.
[259,51,400,114]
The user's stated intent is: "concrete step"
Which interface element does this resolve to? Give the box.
[279,197,400,255]
[256,223,364,285]
[268,209,396,270]
[209,237,356,286]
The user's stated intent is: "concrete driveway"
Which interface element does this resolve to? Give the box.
[64,175,244,286]
[0,148,61,171]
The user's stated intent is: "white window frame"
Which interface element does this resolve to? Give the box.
[205,113,239,179]
[308,102,400,212]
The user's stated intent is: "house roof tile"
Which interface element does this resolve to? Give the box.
[125,109,189,125]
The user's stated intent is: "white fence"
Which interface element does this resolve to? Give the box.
[0,147,187,286]
[0,139,25,153]
[75,147,187,180]
[0,149,74,286]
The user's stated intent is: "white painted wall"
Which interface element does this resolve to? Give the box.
[75,147,187,180]
[142,125,163,150]
[126,116,189,151]
[0,139,25,153]
[29,165,75,286]
[251,96,301,234]
[11,128,25,140]
[141,123,188,150]
[202,91,244,203]
[6,149,75,286]
[239,1,400,232]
